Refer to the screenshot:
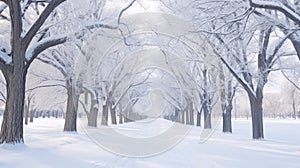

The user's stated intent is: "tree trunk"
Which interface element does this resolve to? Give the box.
[119,113,123,124]
[196,111,201,127]
[87,107,98,127]
[118,102,123,124]
[24,104,29,125]
[175,108,180,123]
[110,102,117,125]
[221,83,234,133]
[185,106,189,125]
[222,106,232,133]
[189,102,194,125]
[63,84,79,132]
[101,104,109,125]
[87,97,98,127]
[0,69,26,144]
[288,33,300,61]
[124,107,130,123]
[29,110,34,122]
[181,109,185,124]
[203,103,211,129]
[292,95,297,119]
[248,91,264,139]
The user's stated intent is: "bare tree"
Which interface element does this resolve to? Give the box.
[37,44,82,132]
[191,0,294,139]
[0,0,67,143]
[284,81,300,119]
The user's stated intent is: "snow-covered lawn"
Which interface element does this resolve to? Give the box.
[0,118,299,168]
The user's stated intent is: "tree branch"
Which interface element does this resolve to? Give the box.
[281,70,300,91]
[79,100,89,115]
[267,31,294,66]
[36,53,67,77]
[213,49,256,99]
[27,84,66,92]
[0,3,7,14]
[118,0,137,24]
[25,35,67,69]
[249,0,300,26]
[22,0,66,48]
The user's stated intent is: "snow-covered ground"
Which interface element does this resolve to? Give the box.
[0,118,299,168]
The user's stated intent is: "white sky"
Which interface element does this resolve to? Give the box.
[0,0,300,112]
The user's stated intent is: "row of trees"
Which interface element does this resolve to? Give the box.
[0,0,300,144]
[188,0,300,139]
[0,0,133,143]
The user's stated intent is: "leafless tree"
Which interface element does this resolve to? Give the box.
[0,0,67,143]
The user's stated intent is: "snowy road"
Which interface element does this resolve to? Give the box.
[0,118,299,168]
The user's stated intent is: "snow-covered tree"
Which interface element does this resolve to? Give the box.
[249,0,300,60]
[0,0,67,144]
[191,0,295,139]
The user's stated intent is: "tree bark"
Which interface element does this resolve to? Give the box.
[101,104,108,125]
[287,33,300,61]
[292,97,296,119]
[203,102,212,129]
[119,113,123,124]
[86,95,98,127]
[24,104,29,125]
[248,90,264,139]
[110,102,117,125]
[222,106,232,133]
[118,102,123,124]
[189,102,194,125]
[185,105,189,125]
[29,109,34,122]
[196,111,201,127]
[87,106,98,127]
[0,68,27,143]
[63,82,79,132]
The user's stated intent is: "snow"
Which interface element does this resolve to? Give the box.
[0,51,11,64]
[25,35,68,62]
[251,0,300,23]
[0,39,11,64]
[0,118,300,168]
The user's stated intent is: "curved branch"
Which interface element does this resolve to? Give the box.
[79,100,89,115]
[25,35,67,69]
[22,0,66,47]
[27,84,66,92]
[249,0,300,26]
[117,0,137,24]
[36,54,67,77]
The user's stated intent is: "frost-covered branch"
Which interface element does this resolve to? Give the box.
[0,3,8,20]
[267,31,294,66]
[249,0,300,26]
[78,99,89,115]
[25,35,67,69]
[23,0,65,47]
[213,47,256,99]
[37,53,68,77]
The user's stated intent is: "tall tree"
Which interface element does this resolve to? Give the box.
[191,0,294,139]
[0,0,67,143]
